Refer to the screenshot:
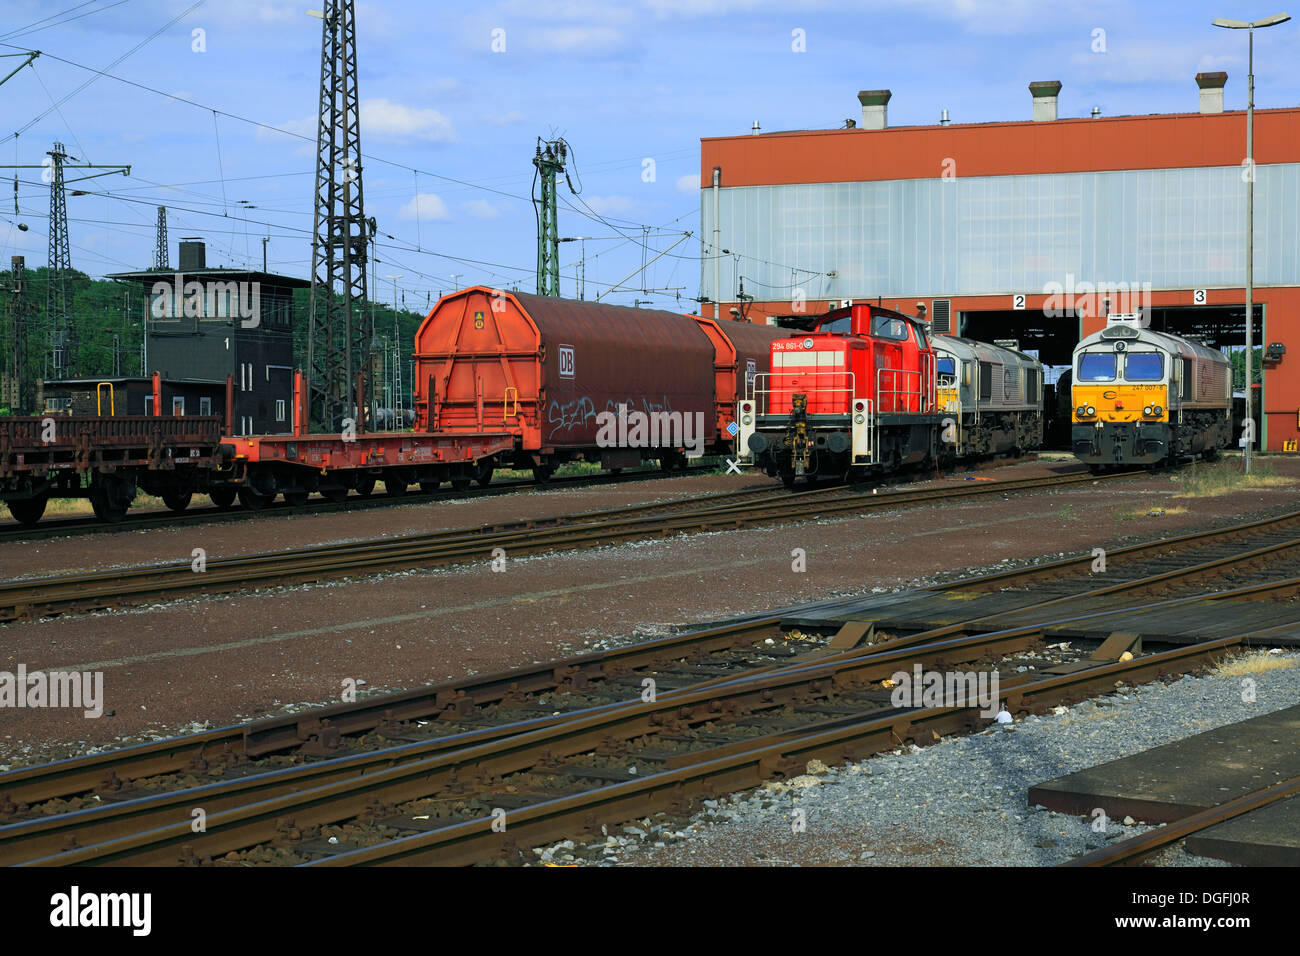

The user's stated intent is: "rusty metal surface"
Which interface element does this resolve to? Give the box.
[415,288,718,447]
[1066,775,1300,867]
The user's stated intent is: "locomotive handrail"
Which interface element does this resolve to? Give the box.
[744,371,856,417]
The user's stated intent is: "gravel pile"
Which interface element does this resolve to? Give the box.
[537,652,1299,867]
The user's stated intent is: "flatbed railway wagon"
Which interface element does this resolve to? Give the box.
[412,288,785,479]
[1,374,227,524]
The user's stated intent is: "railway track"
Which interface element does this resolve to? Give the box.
[0,467,1136,623]
[5,507,1300,866]
[0,464,725,542]
[1066,774,1300,867]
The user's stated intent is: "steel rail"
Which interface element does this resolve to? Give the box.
[1064,774,1300,867]
[0,469,1134,622]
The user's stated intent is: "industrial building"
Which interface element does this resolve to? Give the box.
[699,76,1300,450]
[106,239,309,435]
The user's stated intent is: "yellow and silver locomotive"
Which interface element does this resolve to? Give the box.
[1071,314,1231,468]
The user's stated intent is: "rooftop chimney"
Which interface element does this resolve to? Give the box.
[858,89,891,130]
[178,238,206,272]
[1196,72,1227,114]
[1029,80,1062,121]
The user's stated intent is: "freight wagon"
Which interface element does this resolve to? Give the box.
[412,288,785,480]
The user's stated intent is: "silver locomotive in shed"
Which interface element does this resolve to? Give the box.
[931,335,1044,461]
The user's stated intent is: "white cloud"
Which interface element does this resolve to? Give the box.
[581,194,636,216]
[362,98,457,143]
[399,193,451,221]
[676,173,699,193]
[260,97,457,151]
[463,199,502,220]
[481,110,527,126]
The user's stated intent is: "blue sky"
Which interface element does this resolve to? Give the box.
[0,0,1296,313]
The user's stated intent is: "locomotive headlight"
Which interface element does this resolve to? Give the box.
[741,415,753,426]
[1086,405,1096,416]
[1153,405,1162,417]
[854,414,865,424]
[1076,405,1087,417]
[1143,405,1153,416]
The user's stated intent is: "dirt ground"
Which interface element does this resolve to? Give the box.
[2,453,1298,765]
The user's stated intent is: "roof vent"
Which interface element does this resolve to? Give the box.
[857,89,891,130]
[1029,80,1062,121]
[1197,72,1228,114]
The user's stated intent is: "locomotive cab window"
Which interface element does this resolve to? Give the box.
[872,315,910,341]
[978,361,993,401]
[1124,352,1163,381]
[1078,352,1117,382]
[936,357,957,385]
[819,315,851,335]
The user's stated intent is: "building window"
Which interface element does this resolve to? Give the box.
[44,398,59,412]
[200,396,212,416]
[145,395,153,415]
[172,397,185,416]
[275,399,286,422]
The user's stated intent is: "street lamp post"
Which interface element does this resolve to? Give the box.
[1213,12,1290,474]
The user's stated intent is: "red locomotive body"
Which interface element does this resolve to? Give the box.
[739,303,939,484]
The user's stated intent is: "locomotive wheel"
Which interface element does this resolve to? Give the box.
[283,490,309,507]
[355,476,376,498]
[6,493,48,527]
[238,487,271,511]
[780,471,797,490]
[476,466,494,488]
[418,480,441,494]
[162,491,192,513]
[532,465,554,484]
[209,487,237,510]
[384,479,408,498]
[1202,446,1221,462]
[451,476,472,493]
[321,487,349,503]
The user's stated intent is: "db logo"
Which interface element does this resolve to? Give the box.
[558,344,575,379]
[474,311,485,330]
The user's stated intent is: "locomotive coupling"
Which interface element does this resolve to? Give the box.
[787,393,812,476]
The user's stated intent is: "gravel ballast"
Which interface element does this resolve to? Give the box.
[538,654,1300,867]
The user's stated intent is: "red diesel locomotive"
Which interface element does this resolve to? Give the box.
[737,302,1043,485]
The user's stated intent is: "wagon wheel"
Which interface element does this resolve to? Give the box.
[476,466,494,488]
[90,485,131,523]
[418,480,441,494]
[209,487,237,510]
[451,476,472,493]
[321,487,349,503]
[383,478,408,498]
[161,491,193,513]
[283,490,309,507]
[532,464,554,484]
[238,487,272,511]
[6,492,48,527]
[355,476,376,498]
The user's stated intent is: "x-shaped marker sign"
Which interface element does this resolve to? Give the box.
[725,458,743,475]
